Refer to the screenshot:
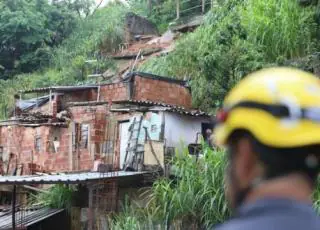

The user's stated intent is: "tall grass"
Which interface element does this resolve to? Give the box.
[109,146,230,229]
[109,144,320,229]
[241,0,317,61]
[31,184,76,213]
[52,3,128,70]
[314,177,320,215]
[0,3,128,119]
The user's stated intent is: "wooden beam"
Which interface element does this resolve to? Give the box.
[176,0,180,19]
[49,90,52,114]
[97,85,101,102]
[202,0,205,13]
[88,186,94,230]
[23,185,49,193]
[12,185,16,230]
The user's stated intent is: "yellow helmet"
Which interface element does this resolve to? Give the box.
[214,67,320,148]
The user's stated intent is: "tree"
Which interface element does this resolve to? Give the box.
[0,0,94,79]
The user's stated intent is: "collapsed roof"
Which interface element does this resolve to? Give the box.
[16,95,51,111]
[18,85,98,94]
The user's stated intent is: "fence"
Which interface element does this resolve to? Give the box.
[175,0,217,19]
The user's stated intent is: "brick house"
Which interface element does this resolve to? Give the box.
[0,72,212,175]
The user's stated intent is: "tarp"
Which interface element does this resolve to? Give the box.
[16,95,50,111]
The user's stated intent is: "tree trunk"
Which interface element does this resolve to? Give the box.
[176,0,180,19]
[148,0,152,16]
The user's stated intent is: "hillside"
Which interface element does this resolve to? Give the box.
[0,1,128,118]
[1,1,320,229]
[1,0,320,118]
[139,0,320,112]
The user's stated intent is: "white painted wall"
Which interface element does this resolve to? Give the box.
[164,112,210,150]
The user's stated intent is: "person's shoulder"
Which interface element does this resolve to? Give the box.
[211,213,320,230]
[211,219,253,230]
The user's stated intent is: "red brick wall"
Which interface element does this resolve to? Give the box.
[99,82,129,102]
[44,127,70,171]
[69,105,108,170]
[0,126,70,174]
[133,76,192,108]
[59,90,92,111]
[0,105,114,175]
[27,90,94,116]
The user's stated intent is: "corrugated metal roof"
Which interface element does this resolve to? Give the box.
[0,171,147,185]
[66,100,210,117]
[18,72,187,95]
[123,71,189,86]
[113,100,211,117]
[0,207,64,229]
[16,95,51,111]
[18,85,98,94]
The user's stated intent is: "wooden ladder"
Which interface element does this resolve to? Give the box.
[123,116,144,171]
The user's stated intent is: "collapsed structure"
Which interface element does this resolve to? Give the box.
[0,12,212,229]
[0,71,212,175]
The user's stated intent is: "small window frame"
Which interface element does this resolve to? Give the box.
[80,124,89,149]
[35,136,42,153]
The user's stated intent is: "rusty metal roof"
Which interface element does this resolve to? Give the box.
[0,112,68,127]
[66,99,210,117]
[123,71,189,86]
[17,71,187,95]
[0,207,64,229]
[18,85,98,94]
[113,100,211,117]
[0,171,148,185]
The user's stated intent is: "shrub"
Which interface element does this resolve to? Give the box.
[32,184,76,213]
[109,146,230,229]
[241,0,318,61]
[109,144,320,229]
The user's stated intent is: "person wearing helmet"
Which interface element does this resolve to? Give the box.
[213,67,320,230]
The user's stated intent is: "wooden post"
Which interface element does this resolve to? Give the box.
[12,185,16,230]
[36,92,38,108]
[202,0,205,13]
[176,0,180,19]
[97,85,101,102]
[88,186,93,230]
[49,90,52,114]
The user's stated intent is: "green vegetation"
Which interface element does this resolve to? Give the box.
[0,1,128,119]
[1,0,319,116]
[109,145,320,229]
[31,184,76,212]
[242,0,317,61]
[139,0,319,112]
[0,0,94,79]
[130,0,210,33]
[1,1,320,227]
[109,147,229,229]
[315,179,320,214]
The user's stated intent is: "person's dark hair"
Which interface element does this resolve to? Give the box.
[228,130,320,185]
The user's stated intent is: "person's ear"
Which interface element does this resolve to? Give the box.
[234,138,257,188]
